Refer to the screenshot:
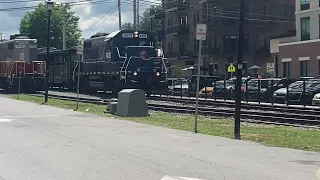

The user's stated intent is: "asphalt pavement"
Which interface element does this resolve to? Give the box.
[0,96,319,180]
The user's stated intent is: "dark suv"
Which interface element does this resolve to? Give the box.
[287,79,320,105]
[245,78,295,102]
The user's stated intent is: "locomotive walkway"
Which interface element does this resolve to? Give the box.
[0,96,319,180]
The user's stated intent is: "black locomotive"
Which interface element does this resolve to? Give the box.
[38,30,168,95]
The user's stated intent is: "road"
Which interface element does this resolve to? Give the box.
[0,96,319,180]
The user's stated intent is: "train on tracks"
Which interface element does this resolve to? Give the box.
[0,35,46,92]
[38,30,169,95]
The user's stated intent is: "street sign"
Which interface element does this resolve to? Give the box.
[77,44,84,55]
[228,64,236,73]
[267,63,274,73]
[196,24,207,41]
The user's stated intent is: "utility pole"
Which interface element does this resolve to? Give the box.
[118,0,122,30]
[62,3,67,50]
[133,0,137,30]
[234,0,245,140]
[137,0,139,30]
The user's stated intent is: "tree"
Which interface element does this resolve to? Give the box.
[121,23,134,30]
[139,5,162,31]
[19,3,81,49]
[121,4,163,32]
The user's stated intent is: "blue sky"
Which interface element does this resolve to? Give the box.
[0,0,157,39]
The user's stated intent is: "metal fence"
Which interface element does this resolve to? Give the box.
[156,77,320,107]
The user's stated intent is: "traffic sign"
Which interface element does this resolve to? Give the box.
[77,44,84,55]
[228,64,236,73]
[196,24,207,41]
[267,63,274,73]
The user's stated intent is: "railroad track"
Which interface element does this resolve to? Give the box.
[31,92,320,129]
[149,96,320,116]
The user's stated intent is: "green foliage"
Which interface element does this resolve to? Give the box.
[122,4,163,31]
[139,5,160,31]
[172,67,183,78]
[19,3,81,49]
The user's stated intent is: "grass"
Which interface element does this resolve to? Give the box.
[10,94,320,152]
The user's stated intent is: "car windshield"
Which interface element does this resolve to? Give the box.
[226,80,235,86]
[247,79,280,88]
[289,81,303,88]
[308,81,320,88]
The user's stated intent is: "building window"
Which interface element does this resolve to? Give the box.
[242,62,248,75]
[202,2,208,20]
[168,42,174,51]
[300,0,310,11]
[179,41,186,55]
[281,5,294,17]
[283,62,290,77]
[214,63,219,73]
[318,59,320,75]
[275,55,279,77]
[300,60,308,77]
[185,60,194,65]
[300,17,310,41]
[180,16,188,25]
[167,18,173,27]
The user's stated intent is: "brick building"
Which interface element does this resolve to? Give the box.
[151,0,295,77]
[271,0,320,78]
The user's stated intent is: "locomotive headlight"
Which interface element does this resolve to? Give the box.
[133,71,138,76]
[156,72,160,76]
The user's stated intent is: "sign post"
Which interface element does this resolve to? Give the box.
[76,44,84,110]
[18,53,25,98]
[194,23,207,133]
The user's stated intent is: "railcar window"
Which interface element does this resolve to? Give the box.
[8,43,14,49]
[84,42,92,49]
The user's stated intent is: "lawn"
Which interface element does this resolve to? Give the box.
[11,94,320,152]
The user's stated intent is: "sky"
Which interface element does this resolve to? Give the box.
[0,0,158,40]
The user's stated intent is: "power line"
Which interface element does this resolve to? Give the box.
[82,4,118,37]
[121,0,295,23]
[0,0,116,12]
[0,0,42,3]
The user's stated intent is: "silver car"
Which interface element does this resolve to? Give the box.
[312,93,320,106]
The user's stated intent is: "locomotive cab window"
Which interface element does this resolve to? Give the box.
[84,42,92,49]
[8,43,14,49]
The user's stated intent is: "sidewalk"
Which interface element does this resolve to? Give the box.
[0,96,319,180]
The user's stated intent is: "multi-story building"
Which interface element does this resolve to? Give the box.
[271,0,320,78]
[152,0,295,77]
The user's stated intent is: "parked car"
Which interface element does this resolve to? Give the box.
[287,79,320,105]
[171,79,189,96]
[244,78,294,102]
[273,80,304,103]
[199,86,214,98]
[188,75,221,97]
[312,93,320,106]
[212,77,251,99]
